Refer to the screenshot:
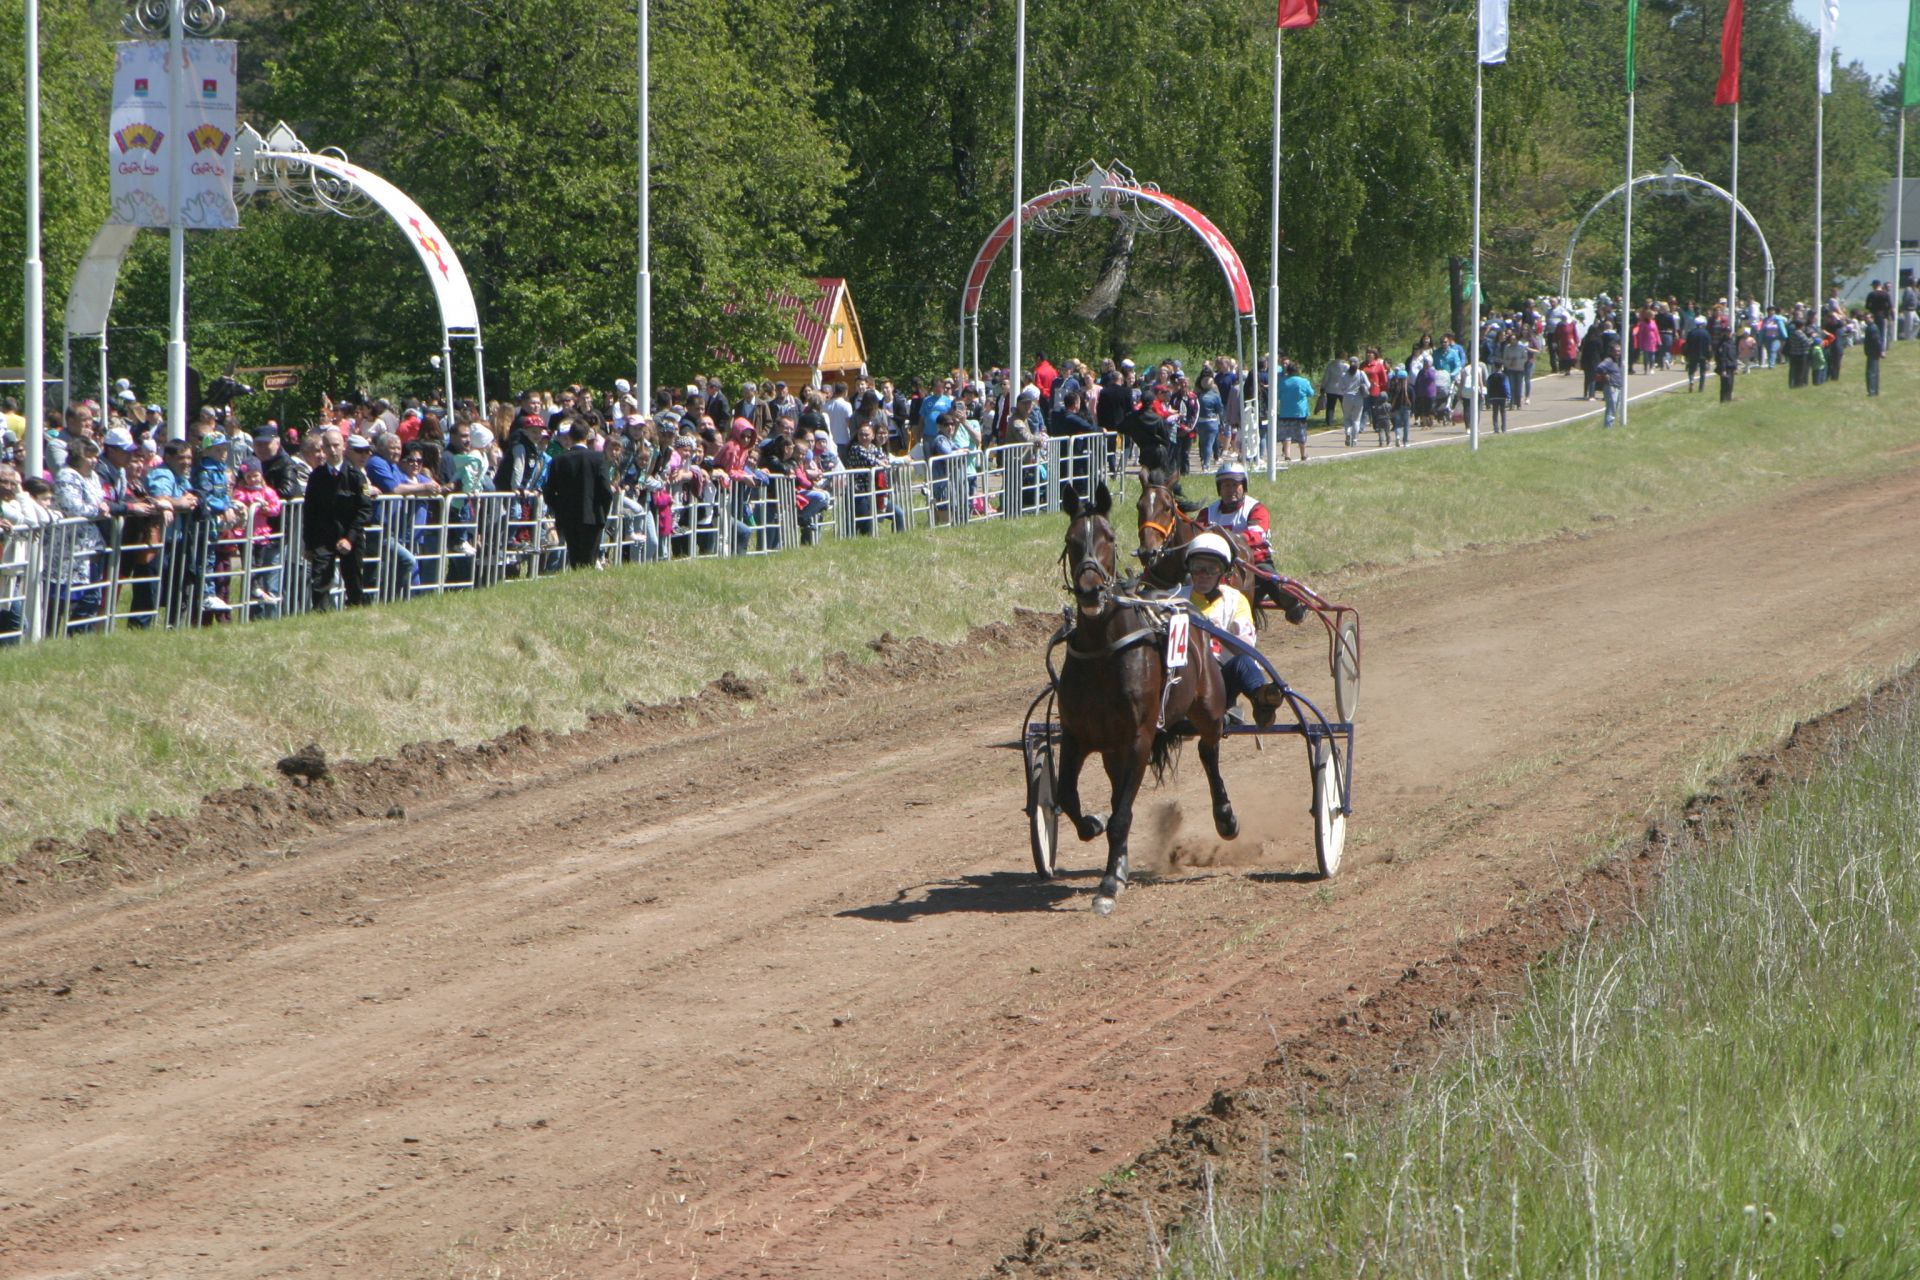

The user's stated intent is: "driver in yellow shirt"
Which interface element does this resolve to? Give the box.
[1179,532,1284,725]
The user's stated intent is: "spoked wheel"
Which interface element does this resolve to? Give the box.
[1333,614,1361,724]
[1310,738,1348,879]
[1026,734,1061,880]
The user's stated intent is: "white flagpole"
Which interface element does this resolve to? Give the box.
[636,0,650,404]
[1009,0,1026,407]
[1470,57,1483,452]
[1814,65,1825,309]
[1622,89,1634,429]
[1266,24,1282,481]
[1728,102,1739,320]
[166,1,186,442]
[1896,110,1906,342]
[24,0,45,477]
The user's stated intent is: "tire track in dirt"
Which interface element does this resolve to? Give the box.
[1,467,1918,1279]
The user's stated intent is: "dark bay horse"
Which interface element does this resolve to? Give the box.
[1057,481,1237,914]
[1134,474,1259,602]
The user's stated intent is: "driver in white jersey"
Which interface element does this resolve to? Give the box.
[1198,460,1307,623]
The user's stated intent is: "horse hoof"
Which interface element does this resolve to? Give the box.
[1075,814,1108,842]
[1215,808,1239,840]
[1092,895,1116,916]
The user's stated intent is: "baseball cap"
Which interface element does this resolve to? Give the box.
[116,389,136,404]
[347,434,373,450]
[813,429,831,442]
[197,432,227,450]
[1120,358,1136,369]
[102,426,136,451]
[253,427,279,443]
[613,378,632,394]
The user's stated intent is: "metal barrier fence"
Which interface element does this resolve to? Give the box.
[0,434,1122,646]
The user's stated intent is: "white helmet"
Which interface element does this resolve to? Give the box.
[1214,460,1248,483]
[1185,531,1235,567]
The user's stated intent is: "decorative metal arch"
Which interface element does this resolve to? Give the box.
[1561,166,1775,307]
[63,122,486,412]
[958,161,1258,380]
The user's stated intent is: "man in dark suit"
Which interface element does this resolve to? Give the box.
[541,415,614,570]
[302,425,375,607]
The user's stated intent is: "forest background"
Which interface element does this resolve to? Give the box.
[0,0,1901,407]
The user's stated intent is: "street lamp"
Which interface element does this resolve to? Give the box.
[123,0,228,442]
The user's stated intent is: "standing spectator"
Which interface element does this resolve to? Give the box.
[1337,358,1368,449]
[824,382,854,461]
[1595,343,1624,428]
[1862,313,1885,397]
[541,417,614,570]
[1193,373,1225,470]
[303,426,374,608]
[1484,362,1510,434]
[1387,362,1413,447]
[1682,317,1713,392]
[1276,361,1314,468]
[230,460,284,611]
[1784,321,1812,388]
[1715,326,1741,403]
[253,427,295,498]
[494,411,546,493]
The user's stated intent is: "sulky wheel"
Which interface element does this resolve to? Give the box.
[1310,738,1348,879]
[1333,614,1360,725]
[1026,735,1061,880]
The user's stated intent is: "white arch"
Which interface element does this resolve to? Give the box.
[1561,173,1775,308]
[63,139,485,411]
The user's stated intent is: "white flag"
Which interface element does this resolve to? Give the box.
[1479,0,1509,65]
[1818,0,1839,94]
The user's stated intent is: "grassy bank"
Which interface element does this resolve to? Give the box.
[1,352,1915,862]
[1162,682,1920,1278]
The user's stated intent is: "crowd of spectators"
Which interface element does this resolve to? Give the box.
[1,276,1907,644]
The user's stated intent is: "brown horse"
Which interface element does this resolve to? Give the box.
[1057,482,1238,914]
[1134,474,1258,600]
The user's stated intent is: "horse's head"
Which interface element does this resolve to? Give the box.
[1134,468,1186,568]
[1060,481,1117,616]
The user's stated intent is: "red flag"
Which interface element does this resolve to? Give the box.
[1715,0,1744,105]
[1278,0,1318,28]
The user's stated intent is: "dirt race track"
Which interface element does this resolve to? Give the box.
[4,465,1920,1279]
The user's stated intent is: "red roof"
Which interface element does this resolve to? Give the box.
[768,277,844,367]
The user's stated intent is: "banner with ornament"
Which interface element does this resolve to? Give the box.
[108,39,240,229]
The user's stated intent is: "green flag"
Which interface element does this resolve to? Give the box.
[1906,0,1919,107]
[1626,0,1640,93]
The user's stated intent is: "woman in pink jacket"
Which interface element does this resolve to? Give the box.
[1632,310,1662,376]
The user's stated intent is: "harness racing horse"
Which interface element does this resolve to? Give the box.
[1133,472,1260,603]
[1056,482,1238,914]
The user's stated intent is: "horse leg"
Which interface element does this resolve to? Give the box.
[1200,734,1237,840]
[1056,733,1107,842]
[1092,743,1148,915]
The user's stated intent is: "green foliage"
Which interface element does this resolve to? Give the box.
[1,0,1896,400]
[0,0,114,363]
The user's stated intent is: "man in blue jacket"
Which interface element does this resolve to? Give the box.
[1276,361,1314,468]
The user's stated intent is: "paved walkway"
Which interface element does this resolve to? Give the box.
[1248,365,1691,472]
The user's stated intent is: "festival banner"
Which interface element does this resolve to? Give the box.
[181,40,240,228]
[109,41,170,226]
[107,39,239,228]
[1277,0,1316,29]
[1479,0,1509,65]
[1715,0,1744,106]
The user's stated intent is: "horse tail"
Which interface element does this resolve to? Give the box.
[1149,728,1181,784]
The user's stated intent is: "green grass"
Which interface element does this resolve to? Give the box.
[1,352,1915,864]
[1160,683,1920,1279]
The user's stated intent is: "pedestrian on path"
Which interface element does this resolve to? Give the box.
[1596,345,1623,428]
[1276,362,1313,467]
[1683,317,1712,391]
